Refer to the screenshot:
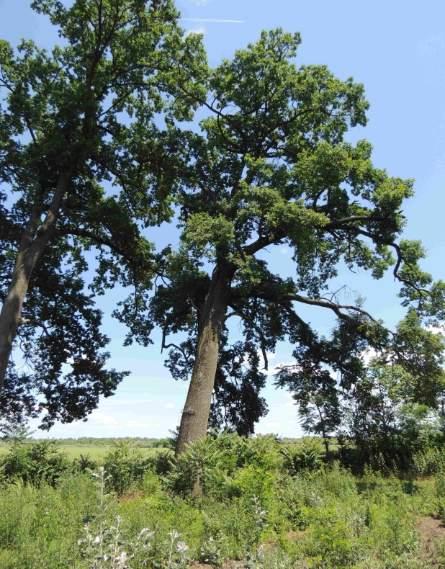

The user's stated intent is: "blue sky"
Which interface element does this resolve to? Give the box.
[1,0,445,438]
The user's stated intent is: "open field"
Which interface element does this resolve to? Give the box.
[0,439,169,461]
[0,444,164,460]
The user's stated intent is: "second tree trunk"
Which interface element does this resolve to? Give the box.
[176,266,230,455]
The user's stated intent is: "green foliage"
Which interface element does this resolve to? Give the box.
[1,440,68,486]
[281,438,324,475]
[72,453,98,474]
[103,441,152,495]
[435,471,445,521]
[165,434,282,497]
[414,447,445,476]
[164,437,225,496]
[145,26,445,442]
[0,0,207,427]
[0,435,441,567]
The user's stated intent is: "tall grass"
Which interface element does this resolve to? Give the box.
[0,435,442,568]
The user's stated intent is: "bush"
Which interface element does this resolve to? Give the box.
[164,434,283,498]
[72,453,98,474]
[0,435,440,567]
[414,446,445,476]
[164,437,223,496]
[1,441,69,486]
[281,438,324,475]
[103,441,152,495]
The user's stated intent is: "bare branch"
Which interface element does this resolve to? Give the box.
[161,328,192,364]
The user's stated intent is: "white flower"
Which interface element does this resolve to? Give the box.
[176,541,189,554]
[138,527,154,540]
[168,530,180,540]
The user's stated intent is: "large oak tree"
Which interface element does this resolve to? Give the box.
[0,0,206,426]
[143,30,445,453]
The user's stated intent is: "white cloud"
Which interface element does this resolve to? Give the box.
[127,419,152,429]
[361,347,377,366]
[92,412,119,427]
[256,391,301,438]
[427,324,445,336]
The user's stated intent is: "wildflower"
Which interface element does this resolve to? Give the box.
[91,466,105,478]
[168,530,180,540]
[138,527,154,540]
[176,541,189,554]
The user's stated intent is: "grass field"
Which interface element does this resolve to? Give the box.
[0,438,169,460]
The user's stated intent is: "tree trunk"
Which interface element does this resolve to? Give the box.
[176,265,231,455]
[0,172,70,389]
[0,243,43,388]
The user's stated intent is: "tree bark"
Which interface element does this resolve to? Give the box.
[176,265,232,455]
[0,172,70,389]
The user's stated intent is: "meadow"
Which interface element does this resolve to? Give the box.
[0,439,168,461]
[0,435,444,568]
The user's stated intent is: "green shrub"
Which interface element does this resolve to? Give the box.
[72,453,98,474]
[164,434,283,498]
[1,441,69,486]
[103,441,151,495]
[281,438,324,475]
[0,435,437,567]
[435,470,445,521]
[150,449,175,476]
[414,446,445,476]
[164,437,224,496]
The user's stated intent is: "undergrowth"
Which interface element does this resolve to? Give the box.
[0,435,442,568]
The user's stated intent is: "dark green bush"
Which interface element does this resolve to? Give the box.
[164,434,283,498]
[72,453,98,474]
[103,441,152,495]
[281,438,324,475]
[1,441,69,486]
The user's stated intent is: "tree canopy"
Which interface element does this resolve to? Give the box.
[136,30,445,450]
[0,0,206,428]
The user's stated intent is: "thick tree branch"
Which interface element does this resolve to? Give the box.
[57,226,137,267]
[234,283,378,325]
[243,231,285,256]
[290,293,378,322]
